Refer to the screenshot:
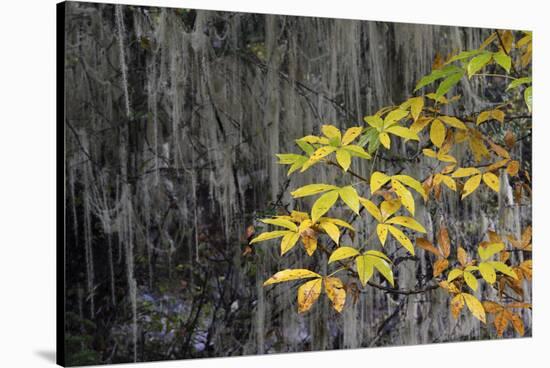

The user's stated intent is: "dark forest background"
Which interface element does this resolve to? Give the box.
[62,1,531,365]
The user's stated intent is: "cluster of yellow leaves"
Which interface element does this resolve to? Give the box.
[277,125,370,174]
[369,172,427,214]
[483,301,530,337]
[249,210,354,256]
[263,269,346,313]
[364,108,419,149]
[290,183,360,223]
[451,167,500,199]
[328,247,394,287]
[360,197,426,255]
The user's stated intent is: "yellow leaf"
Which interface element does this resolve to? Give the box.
[250,230,292,244]
[319,222,340,244]
[379,132,391,149]
[291,184,338,198]
[433,258,449,277]
[311,190,339,223]
[462,293,486,323]
[386,126,419,141]
[392,179,415,215]
[377,224,389,246]
[479,262,496,283]
[430,119,446,148]
[328,246,360,264]
[343,145,371,159]
[482,172,500,193]
[410,96,424,121]
[321,125,341,141]
[301,232,318,256]
[386,216,426,233]
[356,254,374,286]
[478,242,504,260]
[451,294,465,319]
[490,261,518,279]
[387,225,415,255]
[301,146,338,171]
[339,186,360,214]
[448,269,463,282]
[463,271,478,291]
[320,217,355,231]
[297,278,322,313]
[380,199,401,221]
[392,174,427,200]
[423,148,437,158]
[457,246,468,266]
[371,257,394,286]
[324,277,346,312]
[452,167,481,178]
[410,116,433,134]
[383,109,409,128]
[281,232,300,255]
[461,174,482,199]
[440,175,457,191]
[364,115,383,130]
[359,197,382,222]
[341,127,363,145]
[336,149,351,171]
[260,218,298,231]
[264,269,321,286]
[370,171,391,194]
[439,115,467,130]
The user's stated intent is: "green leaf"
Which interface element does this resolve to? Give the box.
[276,153,304,164]
[467,52,493,78]
[296,139,315,156]
[364,116,384,131]
[445,50,484,64]
[435,71,464,99]
[328,246,360,264]
[414,65,462,91]
[291,184,338,198]
[506,77,532,91]
[311,190,339,223]
[493,51,511,73]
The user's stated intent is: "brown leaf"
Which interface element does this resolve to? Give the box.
[494,311,510,336]
[507,160,520,176]
[438,225,451,258]
[433,258,449,277]
[297,278,322,313]
[416,238,442,257]
[450,294,465,319]
[457,246,468,266]
[510,313,525,336]
[482,301,503,314]
[504,130,516,149]
[324,277,346,313]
